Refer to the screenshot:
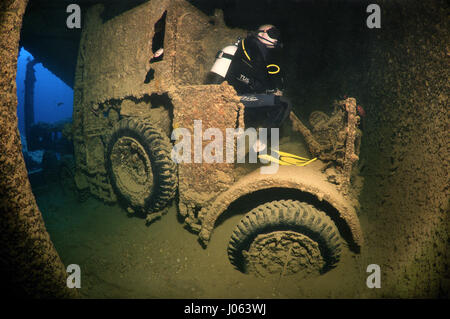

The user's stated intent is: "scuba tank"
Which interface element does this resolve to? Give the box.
[208,38,240,82]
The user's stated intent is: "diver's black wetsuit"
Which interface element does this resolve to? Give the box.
[226,33,282,94]
[222,33,290,129]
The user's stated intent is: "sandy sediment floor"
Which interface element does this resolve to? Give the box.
[35,181,372,299]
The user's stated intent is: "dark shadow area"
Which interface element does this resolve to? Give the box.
[190,0,372,121]
[150,11,167,63]
[144,68,155,83]
[96,92,174,112]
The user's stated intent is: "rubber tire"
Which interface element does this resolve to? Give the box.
[105,117,177,213]
[228,199,342,273]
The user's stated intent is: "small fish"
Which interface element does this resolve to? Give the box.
[357,105,366,117]
[57,102,64,107]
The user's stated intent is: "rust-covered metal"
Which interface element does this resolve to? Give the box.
[73,0,244,204]
[170,83,244,229]
[198,163,363,250]
[290,97,362,194]
[72,0,363,254]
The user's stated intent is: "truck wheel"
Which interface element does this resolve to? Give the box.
[227,199,342,277]
[105,118,177,214]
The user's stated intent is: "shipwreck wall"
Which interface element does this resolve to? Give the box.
[358,0,449,297]
[0,0,447,297]
[214,0,448,297]
[0,0,76,298]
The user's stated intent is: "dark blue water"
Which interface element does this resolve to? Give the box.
[16,47,73,147]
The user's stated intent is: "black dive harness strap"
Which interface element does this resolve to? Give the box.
[239,94,291,129]
[215,50,235,60]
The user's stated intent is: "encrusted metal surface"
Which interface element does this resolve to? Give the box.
[170,83,244,226]
[73,0,244,205]
[199,163,363,249]
[244,231,324,277]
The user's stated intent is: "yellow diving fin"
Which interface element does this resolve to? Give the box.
[295,157,317,166]
[259,151,317,167]
[258,154,291,166]
[276,156,307,166]
[273,150,309,161]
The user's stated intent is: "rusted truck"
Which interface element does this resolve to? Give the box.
[71,0,363,277]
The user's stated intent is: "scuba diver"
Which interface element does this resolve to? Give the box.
[207,24,291,152]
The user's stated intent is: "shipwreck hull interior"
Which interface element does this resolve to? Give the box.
[0,0,448,298]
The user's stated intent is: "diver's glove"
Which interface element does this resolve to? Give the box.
[266,89,283,96]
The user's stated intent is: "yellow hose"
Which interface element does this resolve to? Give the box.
[242,39,251,61]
